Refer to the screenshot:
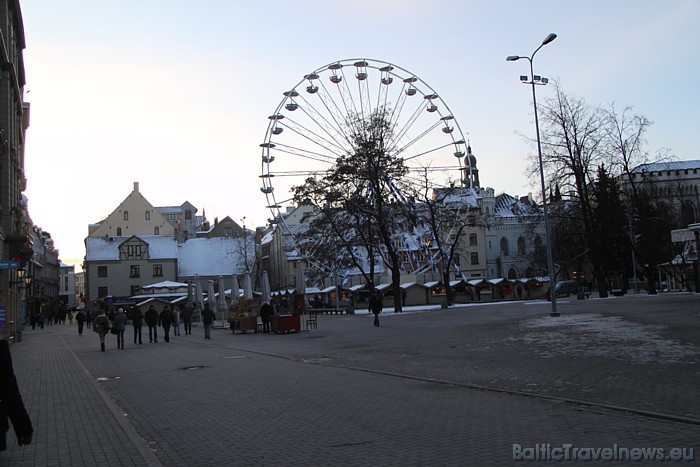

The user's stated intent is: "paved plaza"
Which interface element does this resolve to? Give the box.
[2,293,699,466]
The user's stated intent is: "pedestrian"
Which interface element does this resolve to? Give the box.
[0,340,34,452]
[181,302,193,335]
[369,291,382,327]
[159,306,174,343]
[201,301,215,340]
[145,305,159,343]
[92,310,111,352]
[113,308,128,350]
[260,301,273,333]
[173,305,181,336]
[76,308,86,335]
[131,306,144,344]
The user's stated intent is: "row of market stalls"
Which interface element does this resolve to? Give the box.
[120,275,552,320]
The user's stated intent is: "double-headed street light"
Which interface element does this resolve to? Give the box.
[507,32,560,317]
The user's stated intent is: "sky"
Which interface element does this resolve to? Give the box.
[19,0,700,269]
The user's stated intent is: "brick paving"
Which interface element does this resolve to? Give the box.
[1,293,699,466]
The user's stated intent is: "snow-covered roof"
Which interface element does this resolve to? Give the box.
[375,283,391,291]
[632,160,700,173]
[178,237,251,277]
[423,281,440,288]
[85,236,179,261]
[141,281,189,290]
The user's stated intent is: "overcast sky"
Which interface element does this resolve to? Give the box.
[20,0,699,269]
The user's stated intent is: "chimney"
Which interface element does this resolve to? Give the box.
[134,182,140,193]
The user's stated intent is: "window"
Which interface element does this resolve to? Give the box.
[116,227,122,236]
[517,237,526,255]
[130,285,141,296]
[153,264,163,277]
[63,277,69,292]
[97,286,108,298]
[500,237,509,256]
[154,226,160,235]
[124,211,129,221]
[145,211,151,220]
[469,233,477,246]
[470,252,479,265]
[127,244,142,258]
[98,266,108,278]
[185,210,192,220]
[130,265,140,278]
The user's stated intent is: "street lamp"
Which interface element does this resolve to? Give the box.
[507,32,560,317]
[241,216,249,272]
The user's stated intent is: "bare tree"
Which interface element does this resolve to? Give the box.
[529,81,611,296]
[291,107,414,312]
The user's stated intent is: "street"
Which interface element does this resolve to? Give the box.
[2,293,699,466]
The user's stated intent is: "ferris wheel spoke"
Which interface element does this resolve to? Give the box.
[293,91,352,150]
[388,99,426,149]
[270,143,339,164]
[402,140,457,162]
[394,120,443,157]
[310,82,356,147]
[279,118,347,157]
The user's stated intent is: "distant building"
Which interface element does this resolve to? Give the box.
[84,183,252,313]
[621,160,700,226]
[58,263,76,308]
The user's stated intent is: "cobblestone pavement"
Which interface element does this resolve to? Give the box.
[2,293,698,466]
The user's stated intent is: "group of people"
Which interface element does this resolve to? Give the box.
[91,301,216,352]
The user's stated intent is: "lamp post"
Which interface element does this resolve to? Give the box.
[241,216,249,272]
[507,32,560,317]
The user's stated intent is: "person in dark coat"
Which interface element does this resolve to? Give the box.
[0,340,33,452]
[92,310,111,352]
[181,302,193,335]
[75,309,86,335]
[201,302,215,340]
[158,306,174,343]
[369,291,382,327]
[144,305,159,343]
[131,306,144,344]
[260,301,273,333]
[113,308,128,350]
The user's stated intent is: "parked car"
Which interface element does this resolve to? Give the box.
[554,280,579,297]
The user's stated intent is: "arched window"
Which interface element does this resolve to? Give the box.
[116,227,122,236]
[154,226,160,235]
[123,211,129,221]
[517,236,526,255]
[525,267,534,278]
[681,202,696,226]
[500,237,509,256]
[507,267,518,279]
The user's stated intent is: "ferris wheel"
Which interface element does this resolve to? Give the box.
[260,58,474,275]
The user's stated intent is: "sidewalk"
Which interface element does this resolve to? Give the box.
[2,294,699,466]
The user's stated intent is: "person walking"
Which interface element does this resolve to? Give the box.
[145,305,159,343]
[92,310,111,352]
[131,306,144,344]
[76,309,86,335]
[260,301,273,333]
[113,308,128,350]
[201,302,215,340]
[0,340,34,452]
[173,305,181,336]
[181,302,193,335]
[158,306,174,343]
[369,291,382,327]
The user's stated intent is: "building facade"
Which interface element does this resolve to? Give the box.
[0,0,30,340]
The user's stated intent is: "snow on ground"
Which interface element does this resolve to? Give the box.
[516,313,699,365]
